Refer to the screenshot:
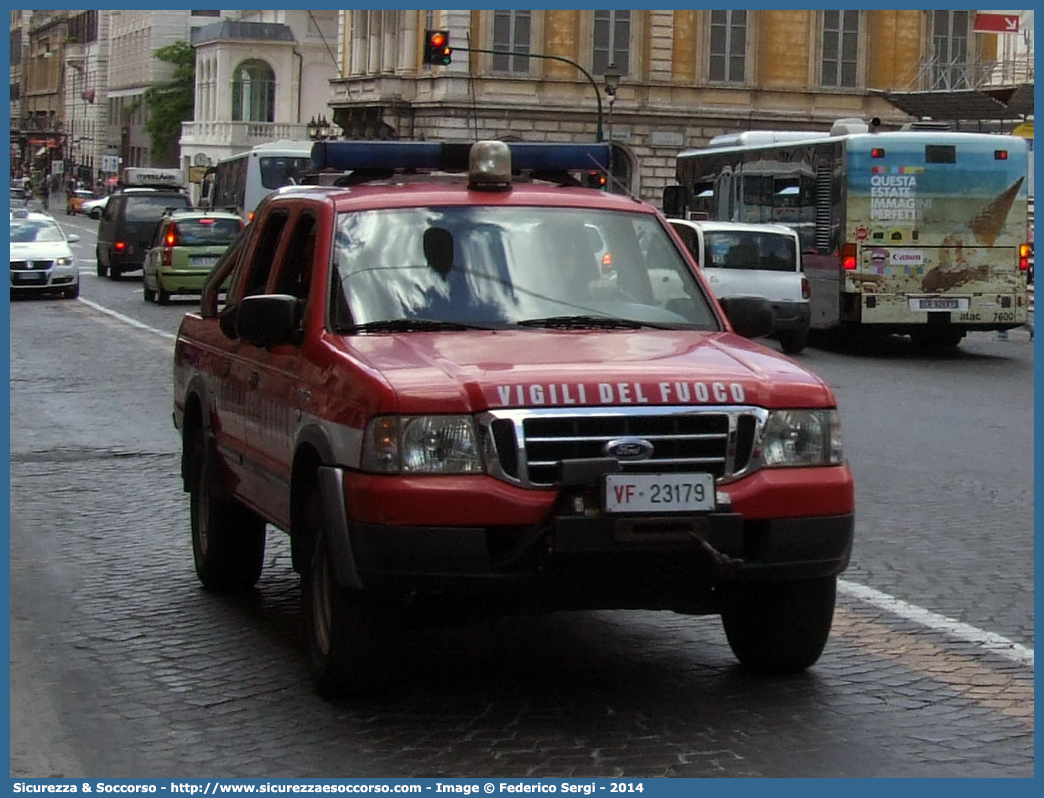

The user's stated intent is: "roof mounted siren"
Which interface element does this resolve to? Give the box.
[830,118,871,136]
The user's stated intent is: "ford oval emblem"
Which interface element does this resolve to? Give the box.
[604,437,654,461]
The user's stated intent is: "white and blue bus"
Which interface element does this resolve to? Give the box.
[663,118,1031,348]
[202,140,313,221]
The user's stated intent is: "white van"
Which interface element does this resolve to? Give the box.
[669,219,811,354]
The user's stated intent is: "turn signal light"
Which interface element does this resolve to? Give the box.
[1020,243,1030,271]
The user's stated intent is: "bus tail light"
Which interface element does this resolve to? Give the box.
[1020,243,1031,271]
[841,243,857,270]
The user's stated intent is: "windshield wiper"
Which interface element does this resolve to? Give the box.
[515,315,653,330]
[350,318,500,333]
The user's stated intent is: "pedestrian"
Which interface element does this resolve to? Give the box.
[40,182,50,211]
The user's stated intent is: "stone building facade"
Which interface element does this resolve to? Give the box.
[327,10,1030,207]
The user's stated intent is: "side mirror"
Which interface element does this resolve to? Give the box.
[66,233,80,244]
[718,296,774,340]
[235,294,302,348]
[218,303,239,340]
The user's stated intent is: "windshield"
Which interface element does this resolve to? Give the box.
[702,231,798,272]
[332,206,717,330]
[259,156,313,190]
[125,194,190,222]
[174,217,243,245]
[10,219,66,243]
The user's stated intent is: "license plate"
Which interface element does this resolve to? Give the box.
[191,256,218,268]
[13,272,45,283]
[604,473,715,513]
[911,297,969,311]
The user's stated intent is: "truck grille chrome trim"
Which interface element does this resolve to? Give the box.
[478,406,767,488]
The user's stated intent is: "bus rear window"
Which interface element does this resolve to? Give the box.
[925,145,956,164]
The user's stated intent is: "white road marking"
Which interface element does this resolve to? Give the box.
[68,296,1036,670]
[76,297,177,341]
[839,579,1034,668]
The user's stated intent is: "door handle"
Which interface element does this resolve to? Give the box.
[248,372,259,388]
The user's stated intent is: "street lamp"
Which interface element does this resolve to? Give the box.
[308,115,335,141]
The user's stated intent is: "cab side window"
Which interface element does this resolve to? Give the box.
[274,213,318,303]
[237,209,289,298]
[102,196,121,222]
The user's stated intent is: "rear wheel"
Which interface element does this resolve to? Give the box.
[910,328,964,350]
[95,247,107,278]
[720,576,836,673]
[143,281,156,302]
[778,328,809,355]
[157,283,171,305]
[301,485,395,699]
[188,430,266,591]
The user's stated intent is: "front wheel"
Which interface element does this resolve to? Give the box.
[188,431,266,591]
[720,576,837,673]
[301,487,395,699]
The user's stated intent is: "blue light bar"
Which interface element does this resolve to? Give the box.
[311,141,443,171]
[311,141,610,174]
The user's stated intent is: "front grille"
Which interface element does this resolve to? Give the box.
[481,407,763,487]
[11,260,54,271]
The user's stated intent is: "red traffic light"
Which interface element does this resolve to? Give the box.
[423,30,452,66]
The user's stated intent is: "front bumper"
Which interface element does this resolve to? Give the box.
[10,266,78,291]
[322,467,853,611]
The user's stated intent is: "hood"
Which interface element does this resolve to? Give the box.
[10,242,74,259]
[337,329,836,413]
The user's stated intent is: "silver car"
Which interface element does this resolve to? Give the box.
[10,208,81,299]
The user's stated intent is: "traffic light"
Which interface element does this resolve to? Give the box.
[423,30,452,66]
[585,171,608,191]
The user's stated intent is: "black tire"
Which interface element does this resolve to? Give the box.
[301,487,394,699]
[157,284,171,305]
[109,267,121,281]
[143,281,156,303]
[188,431,266,591]
[90,208,102,220]
[63,283,80,300]
[910,328,964,350]
[778,328,809,355]
[95,247,107,278]
[720,576,836,673]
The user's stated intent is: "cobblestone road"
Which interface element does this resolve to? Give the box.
[8,299,1034,778]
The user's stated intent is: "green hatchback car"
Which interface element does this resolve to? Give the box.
[142,209,243,304]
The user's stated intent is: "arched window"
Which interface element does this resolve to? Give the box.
[231,59,275,122]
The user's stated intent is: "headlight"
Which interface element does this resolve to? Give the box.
[361,415,484,474]
[56,257,74,266]
[759,409,843,467]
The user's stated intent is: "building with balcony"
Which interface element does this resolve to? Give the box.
[178,10,340,189]
[63,11,110,189]
[12,10,71,187]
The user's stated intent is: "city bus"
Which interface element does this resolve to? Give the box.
[663,118,1032,348]
[201,140,313,221]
